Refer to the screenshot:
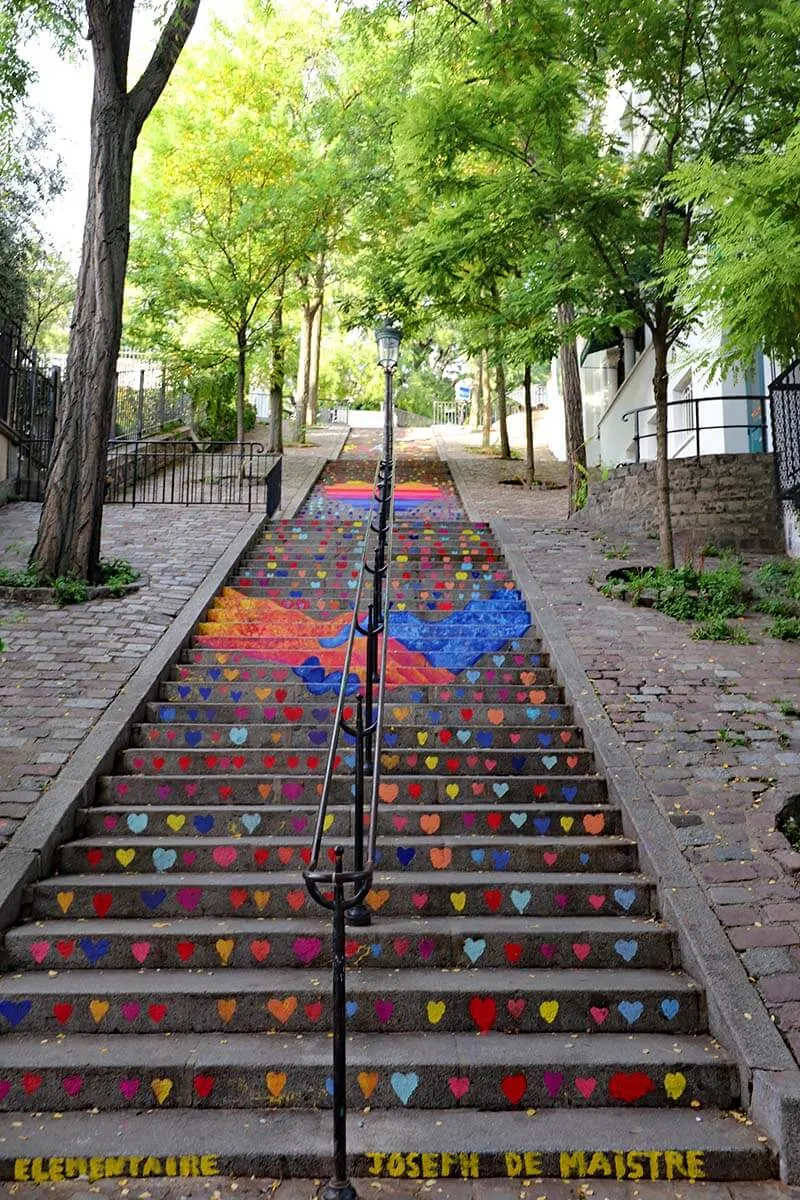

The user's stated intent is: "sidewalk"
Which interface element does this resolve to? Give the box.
[437,425,800,1064]
[0,426,344,857]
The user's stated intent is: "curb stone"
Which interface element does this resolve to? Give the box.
[0,446,337,934]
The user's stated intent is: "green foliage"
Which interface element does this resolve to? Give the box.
[51,574,89,606]
[766,616,800,641]
[0,558,137,602]
[100,558,138,596]
[602,561,746,623]
[752,559,800,618]
[691,617,751,644]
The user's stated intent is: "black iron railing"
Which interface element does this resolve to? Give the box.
[770,361,800,505]
[105,440,282,514]
[622,393,768,463]
[303,391,395,1200]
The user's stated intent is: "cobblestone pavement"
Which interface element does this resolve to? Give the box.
[1,1176,798,1199]
[0,427,343,853]
[438,427,800,1063]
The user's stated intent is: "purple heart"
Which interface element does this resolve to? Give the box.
[418,938,435,960]
[121,1002,140,1021]
[157,785,173,800]
[293,937,322,964]
[375,999,394,1023]
[312,708,329,721]
[539,943,555,959]
[120,1078,140,1099]
[177,888,202,910]
[461,812,475,829]
[308,730,327,746]
[543,1071,563,1097]
[283,781,303,801]
[291,816,309,834]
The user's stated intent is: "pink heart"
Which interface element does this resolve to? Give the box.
[539,943,555,960]
[177,888,202,910]
[292,816,308,834]
[462,813,475,828]
[448,1077,470,1099]
[116,783,129,797]
[121,1002,140,1021]
[30,940,50,964]
[544,852,558,867]
[120,1078,140,1099]
[182,851,197,866]
[554,894,567,909]
[509,733,521,744]
[575,1076,597,1099]
[132,757,145,770]
[293,937,322,965]
[62,1075,83,1097]
[131,942,150,964]
[412,893,429,910]
[392,816,407,831]
[103,816,118,831]
[0,1080,10,1100]
[418,938,435,960]
[283,782,303,801]
[166,729,176,742]
[588,894,606,910]
[184,783,198,797]
[375,999,394,1023]
[589,1006,608,1025]
[573,943,591,961]
[213,846,237,868]
[507,999,526,1019]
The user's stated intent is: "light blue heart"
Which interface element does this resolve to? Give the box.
[493,783,509,798]
[325,1076,334,1095]
[579,853,589,866]
[470,849,485,864]
[159,707,176,721]
[152,847,177,871]
[390,1072,419,1106]
[466,670,480,683]
[511,813,527,829]
[526,707,541,721]
[542,755,558,771]
[229,727,248,746]
[345,1001,358,1017]
[511,888,531,913]
[127,813,148,834]
[614,938,639,962]
[614,888,637,912]
[661,998,680,1020]
[618,1000,643,1025]
[457,731,471,744]
[463,937,486,963]
[492,655,504,666]
[241,814,261,834]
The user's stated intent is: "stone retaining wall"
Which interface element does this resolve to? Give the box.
[579,453,783,552]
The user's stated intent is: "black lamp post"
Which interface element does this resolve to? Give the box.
[375,320,402,468]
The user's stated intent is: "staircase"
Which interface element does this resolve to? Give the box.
[0,431,777,1187]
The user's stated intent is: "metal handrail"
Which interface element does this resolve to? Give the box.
[621,394,768,463]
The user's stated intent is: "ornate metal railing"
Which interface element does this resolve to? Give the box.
[303,386,396,1200]
[770,361,800,505]
[622,394,768,463]
[105,440,282,514]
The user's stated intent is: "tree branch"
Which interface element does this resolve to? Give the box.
[128,0,201,130]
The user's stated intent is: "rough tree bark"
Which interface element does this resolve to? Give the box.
[32,0,201,582]
[523,362,535,487]
[481,349,492,450]
[557,301,587,517]
[652,319,675,569]
[307,295,323,426]
[495,360,510,459]
[469,359,481,430]
[235,321,247,446]
[268,275,285,455]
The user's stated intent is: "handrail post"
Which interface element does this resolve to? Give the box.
[695,395,701,462]
[364,608,376,769]
[347,697,370,928]
[634,411,641,463]
[320,847,359,1200]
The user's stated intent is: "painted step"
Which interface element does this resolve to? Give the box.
[144,701,576,728]
[59,835,637,876]
[117,746,598,777]
[28,872,654,919]
[199,615,539,640]
[81,802,622,839]
[0,968,704,1036]
[96,773,606,806]
[0,1106,775,1183]
[160,682,565,706]
[4,915,677,972]
[0,1031,739,1111]
[129,723,585,752]
[228,593,529,612]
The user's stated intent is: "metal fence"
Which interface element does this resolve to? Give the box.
[105,440,282,514]
[112,364,191,440]
[0,324,60,500]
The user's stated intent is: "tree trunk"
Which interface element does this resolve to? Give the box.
[481,349,492,450]
[294,298,311,443]
[31,0,200,582]
[652,325,675,568]
[495,360,510,459]
[307,291,323,426]
[557,301,587,516]
[235,323,247,446]
[523,362,535,487]
[268,278,285,455]
[469,360,481,430]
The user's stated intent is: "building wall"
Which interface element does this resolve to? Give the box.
[578,453,783,553]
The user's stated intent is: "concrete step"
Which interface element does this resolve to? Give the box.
[4,915,674,972]
[0,1106,776,1182]
[117,745,598,778]
[96,772,606,806]
[0,968,704,1035]
[232,583,525,605]
[160,681,565,705]
[29,871,654,919]
[59,835,637,876]
[0,1031,739,1111]
[81,802,622,839]
[129,722,585,752]
[143,700,576,728]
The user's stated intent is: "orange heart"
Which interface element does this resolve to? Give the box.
[487,708,504,725]
[267,996,297,1024]
[358,1071,379,1099]
[254,890,271,910]
[366,889,390,911]
[379,783,399,803]
[420,813,441,835]
[266,1072,287,1098]
[583,813,605,835]
[258,784,272,799]
[430,847,452,870]
[217,998,237,1023]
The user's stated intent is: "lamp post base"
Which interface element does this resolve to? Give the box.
[345,903,371,927]
[320,1180,359,1200]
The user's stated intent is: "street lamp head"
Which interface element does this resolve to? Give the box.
[375,320,402,370]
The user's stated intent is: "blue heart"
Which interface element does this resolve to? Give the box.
[312,708,329,721]
[561,786,578,803]
[194,815,214,833]
[579,853,590,866]
[470,849,485,864]
[229,727,248,746]
[466,671,480,683]
[493,655,505,666]
[80,937,110,964]
[463,937,486,963]
[308,730,327,746]
[614,888,637,912]
[476,731,494,748]
[241,814,261,834]
[533,817,550,834]
[370,943,382,956]
[153,848,177,871]
[537,733,553,748]
[187,709,199,721]
[140,889,166,911]
[127,813,148,834]
[429,711,442,723]
[0,999,32,1027]
[548,708,560,720]
[325,1076,334,1096]
[383,732,398,747]
[230,691,242,701]
[661,998,680,1020]
[526,707,541,721]
[618,1000,644,1025]
[159,707,176,721]
[178,686,190,699]
[493,783,509,798]
[511,755,526,771]
[397,847,416,866]
[199,687,212,700]
[209,669,221,681]
[614,938,639,962]
[492,850,511,871]
[390,1072,419,1106]
[185,729,202,747]
[346,1001,359,1017]
[511,888,531,913]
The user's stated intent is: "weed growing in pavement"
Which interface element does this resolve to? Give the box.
[0,558,138,605]
[602,542,630,560]
[766,616,800,640]
[775,698,800,718]
[715,727,750,747]
[691,616,752,643]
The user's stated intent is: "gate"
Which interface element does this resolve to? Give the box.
[770,360,800,505]
[0,326,59,501]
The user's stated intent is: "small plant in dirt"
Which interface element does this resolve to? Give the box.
[0,558,138,605]
[692,616,752,643]
[602,558,747,624]
[766,615,800,640]
[775,698,800,718]
[715,727,750,747]
[100,558,138,596]
[603,542,630,560]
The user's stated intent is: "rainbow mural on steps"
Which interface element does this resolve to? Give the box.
[323,480,446,510]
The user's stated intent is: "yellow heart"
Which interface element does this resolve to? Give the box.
[166,814,186,832]
[560,817,574,833]
[366,889,390,911]
[424,755,439,770]
[217,998,237,1024]
[57,891,74,914]
[115,848,135,867]
[450,891,466,912]
[151,1077,173,1105]
[223,669,239,681]
[358,1071,379,1099]
[89,999,109,1024]
[381,754,399,770]
[215,938,234,965]
[664,1072,687,1101]
[427,1000,446,1025]
[255,688,272,701]
[445,783,460,799]
[266,1071,287,1098]
[455,571,467,580]
[417,732,429,746]
[267,561,277,569]
[539,1000,559,1025]
[397,603,406,611]
[253,890,271,910]
[215,653,228,664]
[323,814,335,832]
[397,554,408,563]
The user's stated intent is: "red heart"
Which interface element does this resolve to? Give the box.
[504,942,523,965]
[229,889,248,909]
[148,1004,167,1023]
[609,1071,655,1103]
[56,940,75,958]
[254,849,269,865]
[93,893,113,917]
[469,995,497,1033]
[275,689,287,701]
[250,939,271,961]
[484,889,502,912]
[439,730,452,745]
[22,1073,42,1094]
[507,998,526,1020]
[263,756,276,769]
[501,1074,527,1105]
[152,756,165,770]
[86,849,103,866]
[408,784,422,799]
[284,707,303,721]
[194,1075,215,1098]
[287,756,300,769]
[177,941,196,961]
[487,813,502,830]
[460,709,473,720]
[300,848,312,865]
[304,1000,323,1022]
[232,755,245,770]
[393,938,410,956]
[53,1003,73,1025]
[178,756,191,771]
[533,784,547,798]
[345,940,360,958]
[219,786,233,800]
